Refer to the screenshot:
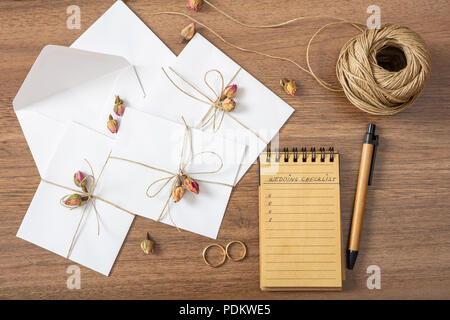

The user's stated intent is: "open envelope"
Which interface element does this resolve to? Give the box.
[13,45,143,176]
[137,33,295,183]
[98,108,246,239]
[17,122,134,276]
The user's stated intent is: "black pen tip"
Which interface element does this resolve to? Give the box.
[347,250,358,270]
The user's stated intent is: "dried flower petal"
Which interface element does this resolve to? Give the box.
[173,185,185,203]
[64,194,83,208]
[107,114,118,134]
[184,176,199,194]
[223,84,237,99]
[221,97,236,112]
[181,23,196,42]
[280,78,297,96]
[113,95,125,116]
[74,171,87,189]
[187,0,203,11]
[140,233,154,255]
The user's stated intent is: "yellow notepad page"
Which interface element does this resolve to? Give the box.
[259,150,342,291]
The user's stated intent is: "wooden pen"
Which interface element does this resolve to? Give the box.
[347,123,379,270]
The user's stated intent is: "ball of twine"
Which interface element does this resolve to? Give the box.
[336,24,431,115]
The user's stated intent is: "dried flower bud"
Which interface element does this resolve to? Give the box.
[140,233,154,255]
[187,0,203,11]
[113,95,125,116]
[74,171,87,190]
[107,114,118,134]
[184,176,199,194]
[280,78,297,96]
[64,194,83,208]
[173,185,185,203]
[221,97,236,112]
[181,23,196,42]
[223,84,237,99]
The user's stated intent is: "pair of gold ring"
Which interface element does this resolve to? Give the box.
[202,240,247,268]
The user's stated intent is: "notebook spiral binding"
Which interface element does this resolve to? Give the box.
[265,146,335,163]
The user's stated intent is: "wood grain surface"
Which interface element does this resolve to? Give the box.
[0,0,449,299]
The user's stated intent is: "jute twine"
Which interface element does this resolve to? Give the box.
[161,66,268,143]
[151,3,431,115]
[336,24,431,115]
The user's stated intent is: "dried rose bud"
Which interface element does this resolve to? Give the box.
[140,233,154,255]
[221,97,236,112]
[107,114,118,134]
[180,23,196,42]
[172,185,185,203]
[223,84,237,99]
[73,171,87,190]
[187,0,203,11]
[184,176,199,194]
[64,194,83,208]
[280,78,297,96]
[113,95,125,116]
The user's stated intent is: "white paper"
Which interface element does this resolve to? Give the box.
[17,122,134,276]
[71,0,176,101]
[13,44,141,176]
[99,108,246,239]
[137,33,294,183]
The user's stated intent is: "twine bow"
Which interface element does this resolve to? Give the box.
[162,67,268,144]
[42,151,136,259]
[110,117,234,229]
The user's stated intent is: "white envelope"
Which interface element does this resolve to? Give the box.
[17,122,134,276]
[71,0,176,100]
[99,108,246,239]
[13,44,142,176]
[70,1,293,183]
[137,33,295,183]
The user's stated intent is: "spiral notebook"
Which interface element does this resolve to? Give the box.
[259,147,343,291]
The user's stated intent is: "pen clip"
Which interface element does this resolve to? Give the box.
[368,135,379,186]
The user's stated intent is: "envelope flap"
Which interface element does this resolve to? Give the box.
[13,45,130,110]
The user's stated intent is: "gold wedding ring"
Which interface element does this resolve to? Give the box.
[203,243,226,268]
[225,240,247,262]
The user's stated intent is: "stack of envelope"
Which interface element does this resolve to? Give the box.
[14,0,294,275]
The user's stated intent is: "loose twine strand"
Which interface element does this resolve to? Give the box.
[150,3,430,115]
[42,118,233,258]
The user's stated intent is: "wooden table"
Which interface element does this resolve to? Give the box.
[1,0,449,299]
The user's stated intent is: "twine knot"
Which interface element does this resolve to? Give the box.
[212,99,222,110]
[55,158,107,258]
